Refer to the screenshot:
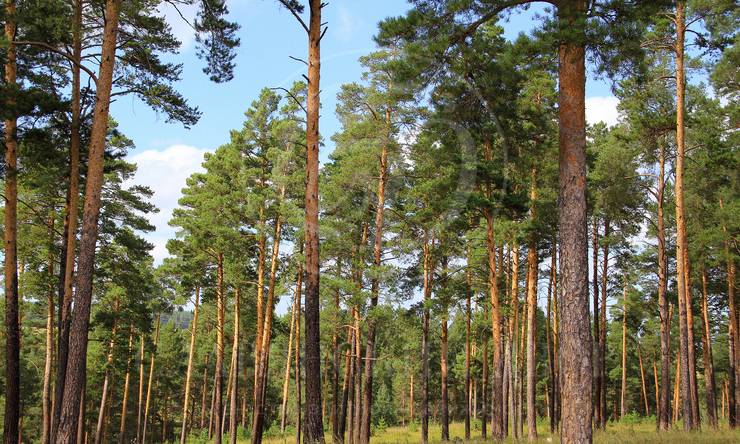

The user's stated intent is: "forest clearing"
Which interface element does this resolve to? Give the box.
[1,1,738,444]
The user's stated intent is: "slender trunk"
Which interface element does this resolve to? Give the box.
[673,352,681,424]
[253,208,284,444]
[337,327,353,442]
[303,1,324,442]
[142,315,161,444]
[673,1,696,431]
[295,264,303,444]
[77,383,86,444]
[482,339,488,439]
[656,145,671,431]
[638,346,649,416]
[214,253,225,443]
[592,220,601,427]
[510,245,520,439]
[360,111,390,444]
[3,2,20,441]
[42,218,56,444]
[200,354,210,430]
[181,287,201,444]
[526,168,538,441]
[54,1,83,438]
[599,220,609,430]
[118,332,134,444]
[465,247,473,440]
[95,303,119,444]
[229,289,241,444]
[352,308,362,444]
[410,372,415,423]
[653,358,660,417]
[700,268,717,428]
[547,254,557,433]
[281,289,299,433]
[56,1,122,440]
[720,196,739,427]
[440,312,449,441]
[137,335,145,442]
[621,285,628,419]
[518,290,526,437]
[253,204,266,419]
[484,209,504,439]
[421,234,433,444]
[331,275,340,444]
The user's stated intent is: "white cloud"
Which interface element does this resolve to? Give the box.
[126,144,211,264]
[586,95,620,127]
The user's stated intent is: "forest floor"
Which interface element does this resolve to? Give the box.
[253,419,740,443]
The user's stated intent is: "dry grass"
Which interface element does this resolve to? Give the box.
[253,419,740,444]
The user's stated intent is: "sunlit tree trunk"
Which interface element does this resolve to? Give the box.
[526,169,538,441]
[421,234,434,444]
[42,219,55,444]
[142,315,161,444]
[638,345,649,416]
[509,245,520,439]
[181,287,201,444]
[592,220,601,428]
[621,285,628,419]
[137,335,146,442]
[295,264,303,444]
[700,268,717,428]
[656,144,671,431]
[229,289,241,444]
[465,246,473,440]
[94,301,119,444]
[118,332,134,444]
[281,288,299,433]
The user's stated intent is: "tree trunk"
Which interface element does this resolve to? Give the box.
[421,234,433,444]
[720,196,739,427]
[331,274,341,443]
[547,253,557,434]
[465,246,473,440]
[282,288,299,433]
[214,253,225,444]
[95,302,119,444]
[510,244,520,439]
[653,358,660,417]
[295,264,303,444]
[656,144,671,431]
[621,284,628,419]
[638,346,649,416]
[700,268,718,428]
[592,220,601,428]
[360,110,390,444]
[3,2,20,441]
[229,289,241,444]
[553,245,561,430]
[526,168,538,441]
[253,208,284,444]
[303,1,325,442]
[673,1,697,431]
[337,327,353,443]
[253,204,266,421]
[118,332,134,444]
[181,287,201,444]
[142,315,161,444]
[441,312,450,441]
[137,335,146,442]
[598,220,609,431]
[42,218,55,444]
[200,354,210,430]
[482,338,488,439]
[556,1,592,441]
[54,1,83,439]
[484,208,504,439]
[56,1,122,440]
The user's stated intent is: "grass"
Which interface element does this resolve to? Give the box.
[250,419,740,444]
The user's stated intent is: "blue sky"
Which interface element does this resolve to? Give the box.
[120,0,620,264]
